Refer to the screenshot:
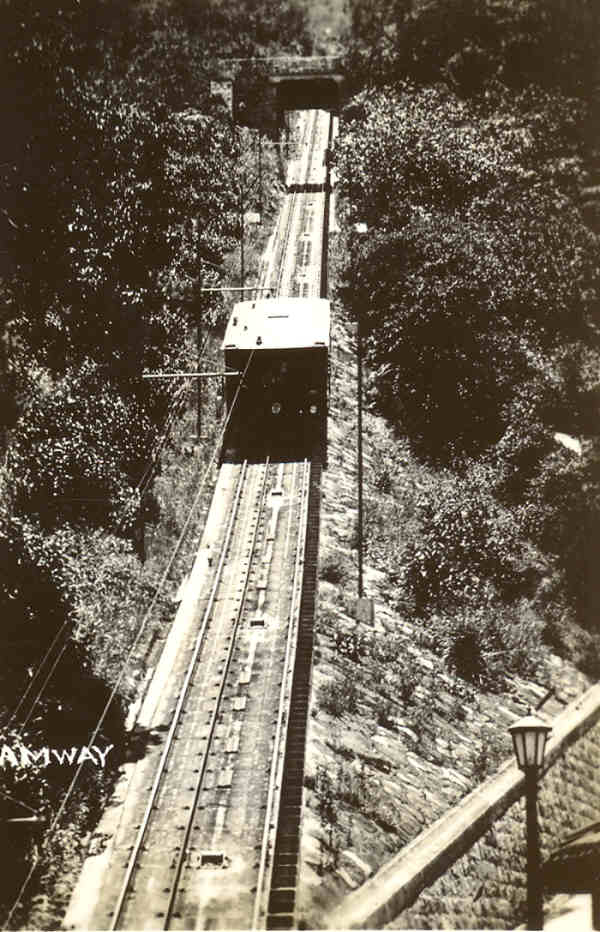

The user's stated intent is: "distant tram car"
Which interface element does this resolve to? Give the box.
[222,297,330,463]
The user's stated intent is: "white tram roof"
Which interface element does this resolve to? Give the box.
[223,297,330,351]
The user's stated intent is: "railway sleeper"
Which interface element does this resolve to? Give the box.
[270,868,297,887]
[284,740,307,756]
[280,802,302,815]
[266,914,294,930]
[268,888,295,913]
[273,834,300,854]
[270,855,297,872]
[278,812,301,832]
[281,754,305,769]
[285,725,307,737]
[279,794,303,812]
[290,687,310,700]
[283,746,307,762]
[283,757,306,772]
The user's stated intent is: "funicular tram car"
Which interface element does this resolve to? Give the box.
[222,296,330,463]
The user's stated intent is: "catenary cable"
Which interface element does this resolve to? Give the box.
[2,349,255,930]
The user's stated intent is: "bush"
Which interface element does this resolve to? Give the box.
[428,601,547,690]
[540,584,600,678]
[472,725,507,782]
[347,0,600,100]
[0,514,152,714]
[335,83,598,464]
[334,622,369,662]
[318,672,359,718]
[375,697,395,730]
[319,549,353,586]
[393,664,419,705]
[401,471,529,615]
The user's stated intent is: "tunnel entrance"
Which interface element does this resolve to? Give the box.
[274,77,341,113]
[217,58,343,133]
[232,75,342,133]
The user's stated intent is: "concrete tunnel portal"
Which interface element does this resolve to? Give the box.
[215,58,343,132]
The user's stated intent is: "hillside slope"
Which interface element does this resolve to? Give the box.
[296,237,592,928]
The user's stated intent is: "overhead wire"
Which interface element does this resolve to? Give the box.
[5,618,71,729]
[2,348,255,930]
[0,791,40,818]
[5,145,268,918]
[16,639,72,735]
[134,381,189,502]
[4,379,187,733]
[136,328,213,501]
[7,155,275,743]
[5,327,214,733]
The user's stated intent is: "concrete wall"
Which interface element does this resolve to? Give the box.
[325,684,600,930]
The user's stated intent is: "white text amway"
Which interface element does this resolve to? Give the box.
[0,745,114,767]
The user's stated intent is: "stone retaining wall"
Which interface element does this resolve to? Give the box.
[325,684,600,929]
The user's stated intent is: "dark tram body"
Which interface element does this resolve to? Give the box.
[222,297,330,463]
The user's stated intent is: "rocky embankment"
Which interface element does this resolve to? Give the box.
[296,292,592,929]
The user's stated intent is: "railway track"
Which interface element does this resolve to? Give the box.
[265,460,322,931]
[274,109,329,299]
[88,459,314,930]
[67,108,331,931]
[275,111,318,297]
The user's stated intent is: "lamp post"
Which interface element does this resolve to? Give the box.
[509,710,552,930]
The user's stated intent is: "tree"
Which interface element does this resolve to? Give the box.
[6,361,155,534]
[335,86,599,461]
[344,0,600,101]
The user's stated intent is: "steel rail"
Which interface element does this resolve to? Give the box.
[305,111,331,299]
[287,111,330,300]
[108,460,251,930]
[112,105,331,930]
[274,183,301,298]
[275,111,320,297]
[269,112,305,297]
[163,457,273,928]
[252,459,311,930]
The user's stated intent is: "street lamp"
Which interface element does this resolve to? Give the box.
[509,710,552,930]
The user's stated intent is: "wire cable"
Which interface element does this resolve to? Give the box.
[5,376,189,733]
[134,382,189,502]
[5,617,71,728]
[2,349,255,930]
[0,792,40,818]
[16,638,72,735]
[6,325,219,740]
[5,334,211,748]
[134,328,214,502]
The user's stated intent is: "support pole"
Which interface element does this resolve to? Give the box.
[258,130,263,215]
[525,769,544,930]
[194,214,202,442]
[357,311,364,599]
[240,186,245,300]
[197,310,202,441]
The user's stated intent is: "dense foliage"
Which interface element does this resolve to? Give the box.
[336,85,598,460]
[0,0,309,921]
[335,0,600,681]
[345,0,600,101]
